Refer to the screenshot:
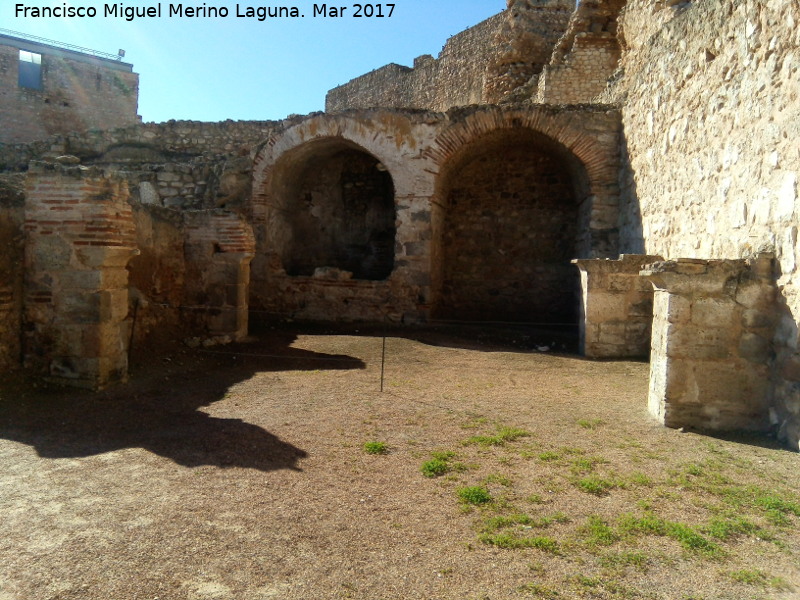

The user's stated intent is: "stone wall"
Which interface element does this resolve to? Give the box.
[0,36,139,144]
[609,0,800,447]
[325,13,505,112]
[644,256,776,433]
[437,130,580,322]
[573,254,662,359]
[535,34,621,104]
[0,119,280,172]
[0,174,25,372]
[325,0,573,112]
[252,106,622,323]
[531,0,625,104]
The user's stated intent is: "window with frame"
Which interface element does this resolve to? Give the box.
[19,50,42,90]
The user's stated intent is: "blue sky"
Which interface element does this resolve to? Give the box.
[3,1,506,122]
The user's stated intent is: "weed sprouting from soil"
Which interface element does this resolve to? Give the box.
[363,441,388,455]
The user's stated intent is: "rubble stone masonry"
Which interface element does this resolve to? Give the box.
[325,0,572,112]
[611,0,800,447]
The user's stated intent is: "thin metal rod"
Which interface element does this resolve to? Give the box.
[127,298,139,363]
[380,329,387,393]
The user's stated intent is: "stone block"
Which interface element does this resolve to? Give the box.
[585,292,627,321]
[780,354,800,382]
[691,297,737,327]
[403,241,429,257]
[735,281,772,309]
[607,273,636,293]
[30,236,72,270]
[665,326,735,360]
[654,290,691,324]
[742,308,773,328]
[739,333,772,363]
[59,270,102,291]
[628,297,654,317]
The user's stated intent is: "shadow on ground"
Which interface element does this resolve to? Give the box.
[0,331,365,471]
[253,318,582,355]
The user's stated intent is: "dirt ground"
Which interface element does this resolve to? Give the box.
[1,324,798,600]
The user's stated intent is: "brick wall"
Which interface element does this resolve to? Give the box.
[23,162,137,388]
[0,40,139,144]
[437,132,579,322]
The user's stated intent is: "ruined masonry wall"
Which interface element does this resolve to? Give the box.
[326,2,575,112]
[0,43,139,144]
[535,35,620,104]
[612,0,800,447]
[325,13,505,112]
[0,175,25,372]
[0,119,280,171]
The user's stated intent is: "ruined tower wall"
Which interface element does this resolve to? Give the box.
[0,36,139,145]
[611,0,800,446]
[325,13,505,112]
[325,1,573,112]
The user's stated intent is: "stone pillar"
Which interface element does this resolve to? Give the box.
[184,210,256,341]
[24,162,138,389]
[573,254,663,358]
[642,255,776,432]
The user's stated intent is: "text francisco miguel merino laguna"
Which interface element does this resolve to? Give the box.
[15,3,395,20]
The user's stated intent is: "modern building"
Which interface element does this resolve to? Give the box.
[0,30,139,144]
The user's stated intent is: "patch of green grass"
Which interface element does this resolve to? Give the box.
[484,473,513,487]
[728,569,768,585]
[703,515,765,541]
[755,493,800,516]
[575,475,622,497]
[480,532,560,553]
[527,494,545,504]
[517,583,560,598]
[618,513,723,558]
[579,515,620,547]
[463,425,531,447]
[570,574,602,588]
[538,451,561,462]
[629,472,654,487]
[421,458,449,478]
[363,441,388,455]
[569,456,608,475]
[421,450,471,478]
[458,486,492,505]
[431,450,456,461]
[577,418,605,430]
[599,550,649,571]
[725,569,793,591]
[482,512,570,534]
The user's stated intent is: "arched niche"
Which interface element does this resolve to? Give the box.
[268,138,396,281]
[431,127,590,323]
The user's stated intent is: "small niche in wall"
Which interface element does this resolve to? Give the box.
[270,139,397,281]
